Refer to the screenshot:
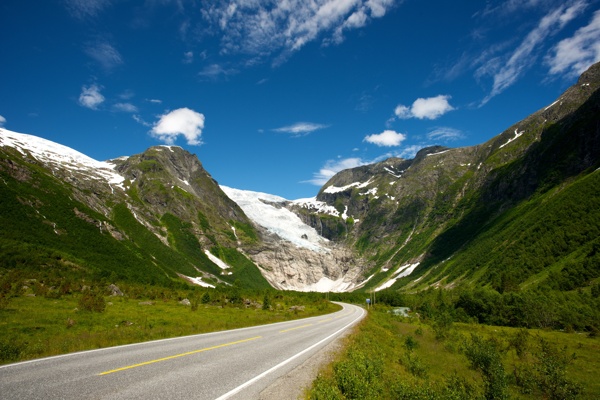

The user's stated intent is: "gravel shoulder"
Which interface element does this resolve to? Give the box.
[258,327,353,400]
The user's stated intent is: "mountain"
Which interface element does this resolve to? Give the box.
[1,62,599,294]
[0,130,365,291]
[292,61,600,293]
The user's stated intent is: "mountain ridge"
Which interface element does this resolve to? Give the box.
[1,61,599,294]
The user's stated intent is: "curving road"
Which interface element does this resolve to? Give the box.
[0,302,364,399]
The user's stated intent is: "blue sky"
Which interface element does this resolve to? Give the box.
[1,0,599,200]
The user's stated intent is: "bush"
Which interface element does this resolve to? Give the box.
[78,290,106,312]
[334,347,383,399]
[509,328,530,359]
[0,341,22,362]
[310,374,343,400]
[532,338,582,399]
[463,334,508,400]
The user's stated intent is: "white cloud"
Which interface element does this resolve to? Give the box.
[183,51,194,64]
[148,99,162,104]
[198,64,237,80]
[306,157,366,186]
[64,0,112,19]
[427,127,464,141]
[364,129,406,147]
[150,108,205,145]
[273,122,329,136]
[85,40,123,70]
[397,144,425,159]
[481,1,588,105]
[133,115,151,127]
[201,0,397,63]
[112,103,138,113]
[546,9,600,77]
[0,115,6,126]
[78,84,105,110]
[119,90,134,100]
[394,95,455,120]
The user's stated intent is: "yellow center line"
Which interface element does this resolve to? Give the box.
[317,318,333,323]
[279,323,313,333]
[98,336,262,376]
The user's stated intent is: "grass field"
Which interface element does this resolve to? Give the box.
[0,289,339,364]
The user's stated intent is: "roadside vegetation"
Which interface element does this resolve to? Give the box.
[0,273,338,365]
[308,304,599,399]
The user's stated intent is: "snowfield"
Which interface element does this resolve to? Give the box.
[220,186,329,252]
[0,128,125,187]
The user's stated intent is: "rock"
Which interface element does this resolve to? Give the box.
[138,301,154,305]
[108,284,124,296]
[179,298,191,306]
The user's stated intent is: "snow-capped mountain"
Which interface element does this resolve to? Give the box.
[1,62,599,294]
[0,128,125,188]
[0,127,367,292]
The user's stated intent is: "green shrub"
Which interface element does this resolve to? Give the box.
[334,347,383,399]
[0,341,22,362]
[532,338,582,399]
[309,374,343,400]
[463,334,508,400]
[78,290,106,312]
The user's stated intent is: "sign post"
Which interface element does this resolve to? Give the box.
[366,298,371,309]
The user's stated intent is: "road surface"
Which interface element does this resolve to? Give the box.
[0,302,364,399]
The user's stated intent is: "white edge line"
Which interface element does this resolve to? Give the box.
[215,304,366,400]
[0,304,349,370]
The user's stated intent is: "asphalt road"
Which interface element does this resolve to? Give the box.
[0,302,365,399]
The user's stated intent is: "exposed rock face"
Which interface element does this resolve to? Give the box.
[248,241,365,292]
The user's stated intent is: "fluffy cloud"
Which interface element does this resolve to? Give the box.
[546,9,600,77]
[150,108,205,145]
[306,157,366,186]
[273,122,329,136]
[78,84,105,110]
[85,40,123,71]
[395,95,455,120]
[0,115,6,126]
[364,130,406,146]
[202,0,397,63]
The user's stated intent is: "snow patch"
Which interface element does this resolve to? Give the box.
[426,150,450,157]
[384,167,403,178]
[296,276,357,292]
[499,128,524,149]
[359,187,378,197]
[182,275,216,288]
[204,250,231,270]
[324,178,373,194]
[375,262,420,292]
[293,197,339,217]
[544,99,560,111]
